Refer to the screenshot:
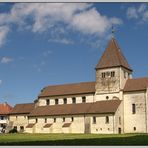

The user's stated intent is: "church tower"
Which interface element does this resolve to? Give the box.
[95,37,133,101]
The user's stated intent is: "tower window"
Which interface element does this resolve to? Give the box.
[55,99,58,105]
[54,118,56,123]
[82,96,86,103]
[93,116,96,124]
[63,98,67,104]
[46,99,50,105]
[36,118,38,123]
[132,104,136,114]
[72,97,76,104]
[124,71,126,79]
[63,117,65,122]
[105,116,109,124]
[45,118,47,123]
[111,71,115,77]
[133,127,136,131]
[102,72,106,78]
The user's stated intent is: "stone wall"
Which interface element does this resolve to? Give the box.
[124,91,147,133]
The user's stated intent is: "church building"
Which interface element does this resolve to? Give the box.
[8,36,148,134]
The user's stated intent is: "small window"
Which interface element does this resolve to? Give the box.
[14,126,17,130]
[102,72,105,78]
[63,98,67,104]
[132,104,136,114]
[1,116,4,120]
[20,126,24,130]
[54,118,56,123]
[71,117,74,122]
[36,118,38,123]
[72,97,76,104]
[93,116,96,124]
[46,99,50,105]
[100,128,102,131]
[111,71,115,77]
[106,116,109,124]
[45,118,47,123]
[119,117,121,125]
[63,117,65,122]
[106,96,109,100]
[134,127,136,131]
[55,99,58,105]
[128,73,130,79]
[82,96,86,103]
[124,71,126,79]
[16,116,18,120]
[108,128,110,131]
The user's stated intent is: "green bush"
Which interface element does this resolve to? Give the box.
[9,128,18,133]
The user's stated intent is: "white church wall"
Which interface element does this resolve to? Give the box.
[9,115,28,132]
[90,114,114,134]
[38,94,94,106]
[124,91,147,133]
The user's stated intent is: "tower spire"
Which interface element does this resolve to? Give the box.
[111,26,115,38]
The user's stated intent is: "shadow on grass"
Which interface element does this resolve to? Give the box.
[1,135,148,146]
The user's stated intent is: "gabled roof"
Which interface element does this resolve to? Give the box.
[96,37,132,71]
[124,77,148,92]
[0,103,13,115]
[29,100,121,117]
[39,81,95,97]
[9,103,35,115]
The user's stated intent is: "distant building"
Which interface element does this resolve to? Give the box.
[8,36,148,134]
[0,102,12,133]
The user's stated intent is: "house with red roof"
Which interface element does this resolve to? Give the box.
[0,102,12,133]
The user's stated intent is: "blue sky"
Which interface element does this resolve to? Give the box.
[0,3,148,106]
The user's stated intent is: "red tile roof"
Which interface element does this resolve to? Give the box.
[124,77,148,92]
[0,103,13,115]
[9,103,35,115]
[29,100,121,117]
[39,81,95,97]
[96,37,132,71]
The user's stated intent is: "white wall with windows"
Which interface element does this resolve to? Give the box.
[38,94,94,106]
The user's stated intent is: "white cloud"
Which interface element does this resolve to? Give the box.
[0,3,122,47]
[49,38,74,45]
[127,4,148,23]
[1,57,13,64]
[0,80,2,85]
[0,26,9,47]
[43,50,52,57]
[138,4,147,13]
[127,7,138,19]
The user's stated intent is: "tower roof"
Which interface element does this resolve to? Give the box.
[96,37,132,71]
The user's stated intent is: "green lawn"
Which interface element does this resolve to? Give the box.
[0,133,148,145]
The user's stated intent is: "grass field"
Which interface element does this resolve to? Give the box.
[0,133,148,145]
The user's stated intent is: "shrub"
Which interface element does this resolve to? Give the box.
[9,128,18,133]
